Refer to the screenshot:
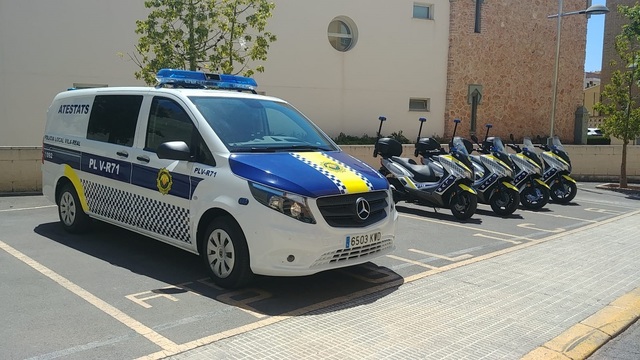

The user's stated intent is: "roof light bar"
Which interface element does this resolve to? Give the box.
[156,69,257,92]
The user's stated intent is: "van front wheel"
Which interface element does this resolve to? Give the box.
[201,217,253,289]
[58,183,90,233]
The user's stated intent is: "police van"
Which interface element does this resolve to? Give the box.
[42,69,397,288]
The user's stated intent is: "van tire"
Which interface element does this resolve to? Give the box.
[57,183,90,233]
[201,217,253,289]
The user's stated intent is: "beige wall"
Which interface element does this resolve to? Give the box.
[0,148,41,192]
[0,0,148,147]
[0,0,449,147]
[253,0,451,140]
[3,145,638,194]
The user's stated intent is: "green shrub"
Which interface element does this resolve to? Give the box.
[587,136,611,145]
[333,131,412,145]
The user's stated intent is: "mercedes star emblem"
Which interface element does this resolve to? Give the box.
[355,197,371,220]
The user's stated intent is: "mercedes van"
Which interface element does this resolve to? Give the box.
[42,69,397,288]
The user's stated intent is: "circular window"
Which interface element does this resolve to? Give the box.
[327,17,358,52]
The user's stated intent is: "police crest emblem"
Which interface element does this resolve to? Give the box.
[156,168,173,195]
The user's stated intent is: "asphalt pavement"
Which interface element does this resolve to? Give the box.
[589,320,640,360]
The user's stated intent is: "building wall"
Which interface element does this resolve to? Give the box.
[252,0,451,140]
[0,1,592,148]
[601,0,635,91]
[583,83,601,117]
[0,1,148,147]
[0,0,450,147]
[445,0,588,142]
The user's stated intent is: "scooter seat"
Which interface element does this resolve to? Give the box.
[392,156,441,183]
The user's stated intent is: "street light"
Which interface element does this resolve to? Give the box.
[547,1,609,145]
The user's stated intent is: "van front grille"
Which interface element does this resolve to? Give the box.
[316,190,388,228]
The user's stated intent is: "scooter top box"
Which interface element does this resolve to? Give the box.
[375,137,403,157]
[415,137,442,156]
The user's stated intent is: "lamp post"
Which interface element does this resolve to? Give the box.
[547,1,609,145]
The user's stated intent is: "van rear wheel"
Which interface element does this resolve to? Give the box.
[201,217,253,289]
[57,183,90,233]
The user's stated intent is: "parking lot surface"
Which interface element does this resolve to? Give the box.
[1,182,639,359]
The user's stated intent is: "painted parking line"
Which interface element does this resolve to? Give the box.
[409,248,473,262]
[584,207,624,215]
[519,211,599,223]
[0,205,56,212]
[473,233,522,245]
[522,286,640,360]
[517,223,566,233]
[399,213,534,241]
[386,254,438,269]
[0,240,179,353]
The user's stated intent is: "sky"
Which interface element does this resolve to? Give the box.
[584,0,607,72]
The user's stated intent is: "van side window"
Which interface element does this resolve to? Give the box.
[146,97,194,152]
[87,95,143,146]
[193,132,216,166]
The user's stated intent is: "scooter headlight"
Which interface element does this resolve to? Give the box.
[439,155,473,180]
[512,154,542,175]
[249,182,316,224]
[480,155,513,178]
[542,152,571,172]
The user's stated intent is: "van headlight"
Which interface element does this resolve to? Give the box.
[249,182,316,224]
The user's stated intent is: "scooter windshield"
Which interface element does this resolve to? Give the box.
[492,137,506,153]
[551,136,565,151]
[523,137,534,150]
[451,137,469,156]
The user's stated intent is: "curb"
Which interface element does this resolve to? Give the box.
[521,287,640,360]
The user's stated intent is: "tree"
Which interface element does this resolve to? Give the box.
[594,4,640,188]
[130,0,277,84]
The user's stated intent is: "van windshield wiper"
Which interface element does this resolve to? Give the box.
[231,144,333,153]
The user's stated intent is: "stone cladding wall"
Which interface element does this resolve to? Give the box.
[445,0,588,143]
[601,0,635,95]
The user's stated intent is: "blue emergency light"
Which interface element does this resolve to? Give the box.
[155,69,257,92]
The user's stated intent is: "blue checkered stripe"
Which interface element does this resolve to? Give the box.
[81,180,191,244]
[290,153,374,194]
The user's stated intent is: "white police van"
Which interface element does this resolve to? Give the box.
[42,69,397,288]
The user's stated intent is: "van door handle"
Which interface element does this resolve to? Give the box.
[136,155,150,163]
[116,151,129,158]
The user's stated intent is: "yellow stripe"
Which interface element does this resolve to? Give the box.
[295,153,370,193]
[63,164,89,212]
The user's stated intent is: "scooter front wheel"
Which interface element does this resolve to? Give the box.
[520,183,549,210]
[450,190,477,220]
[490,185,520,216]
[550,177,577,203]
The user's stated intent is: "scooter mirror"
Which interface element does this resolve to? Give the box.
[419,117,426,123]
[378,116,387,122]
[486,124,493,129]
[454,118,461,124]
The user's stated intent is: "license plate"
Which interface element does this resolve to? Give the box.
[345,232,382,249]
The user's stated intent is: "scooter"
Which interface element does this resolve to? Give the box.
[374,116,477,220]
[505,134,550,210]
[534,136,577,203]
[416,119,520,217]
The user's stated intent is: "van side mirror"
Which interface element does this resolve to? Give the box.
[157,141,192,161]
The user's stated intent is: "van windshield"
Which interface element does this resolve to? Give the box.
[189,96,337,153]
